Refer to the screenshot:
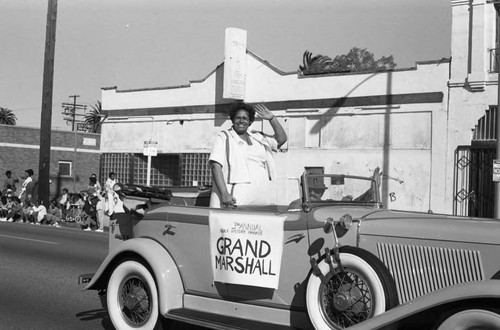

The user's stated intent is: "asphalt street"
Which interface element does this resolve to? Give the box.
[0,222,203,330]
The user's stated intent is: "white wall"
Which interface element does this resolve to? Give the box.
[101,51,450,213]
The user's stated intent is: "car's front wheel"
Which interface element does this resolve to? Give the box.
[306,246,398,329]
[436,309,500,330]
[107,260,166,330]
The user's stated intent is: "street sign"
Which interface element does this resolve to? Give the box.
[494,160,500,182]
[143,141,158,156]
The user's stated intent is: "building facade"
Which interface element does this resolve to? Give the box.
[448,0,500,217]
[98,0,500,216]
[0,124,101,201]
[100,52,449,212]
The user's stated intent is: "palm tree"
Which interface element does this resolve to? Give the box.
[84,101,105,133]
[0,107,17,125]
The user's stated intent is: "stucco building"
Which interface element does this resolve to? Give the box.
[99,1,500,216]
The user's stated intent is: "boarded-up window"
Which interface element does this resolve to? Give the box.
[59,161,72,177]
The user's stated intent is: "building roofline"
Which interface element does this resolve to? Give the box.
[101,53,451,92]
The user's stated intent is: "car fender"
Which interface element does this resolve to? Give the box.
[346,280,500,330]
[84,238,184,315]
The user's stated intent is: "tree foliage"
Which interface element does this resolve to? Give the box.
[0,107,17,125]
[299,47,397,75]
[84,101,104,133]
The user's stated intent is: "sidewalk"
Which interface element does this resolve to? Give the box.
[58,214,111,232]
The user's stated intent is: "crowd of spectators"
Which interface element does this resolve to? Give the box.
[0,169,117,232]
[0,169,57,226]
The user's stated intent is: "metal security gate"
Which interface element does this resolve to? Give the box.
[454,145,495,218]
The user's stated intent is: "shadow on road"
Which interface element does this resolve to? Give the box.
[76,309,206,330]
[76,308,114,329]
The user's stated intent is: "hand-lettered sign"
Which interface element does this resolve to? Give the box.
[209,211,285,289]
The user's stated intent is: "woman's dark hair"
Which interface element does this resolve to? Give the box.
[229,102,255,123]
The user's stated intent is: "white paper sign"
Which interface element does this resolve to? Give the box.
[209,211,285,289]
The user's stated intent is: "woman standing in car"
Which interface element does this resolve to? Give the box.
[209,102,287,208]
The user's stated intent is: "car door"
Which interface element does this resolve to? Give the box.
[163,205,229,297]
[222,208,312,310]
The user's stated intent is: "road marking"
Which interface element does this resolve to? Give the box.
[0,234,60,245]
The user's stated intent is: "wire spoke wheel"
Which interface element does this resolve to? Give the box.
[306,246,399,330]
[119,275,152,326]
[320,267,373,328]
[107,260,161,330]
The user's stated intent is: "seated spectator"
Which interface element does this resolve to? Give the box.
[22,202,35,223]
[0,195,8,219]
[6,196,23,223]
[43,201,61,226]
[31,201,47,225]
[3,170,19,194]
[74,193,85,209]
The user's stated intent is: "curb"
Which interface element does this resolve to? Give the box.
[58,221,109,233]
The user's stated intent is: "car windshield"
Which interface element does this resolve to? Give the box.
[305,174,378,204]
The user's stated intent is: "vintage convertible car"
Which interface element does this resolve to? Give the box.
[80,170,500,330]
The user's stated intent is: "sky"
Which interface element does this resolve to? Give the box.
[0,0,451,130]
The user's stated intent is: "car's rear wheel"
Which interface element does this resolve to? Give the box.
[306,246,398,329]
[436,309,500,330]
[107,260,166,330]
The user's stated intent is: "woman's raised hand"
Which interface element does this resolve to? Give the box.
[254,103,274,121]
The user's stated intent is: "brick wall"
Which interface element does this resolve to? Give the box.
[0,124,101,201]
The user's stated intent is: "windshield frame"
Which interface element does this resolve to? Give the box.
[302,173,381,206]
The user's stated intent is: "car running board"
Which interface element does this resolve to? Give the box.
[166,308,295,330]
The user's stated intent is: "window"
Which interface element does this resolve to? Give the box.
[305,167,324,176]
[59,161,72,177]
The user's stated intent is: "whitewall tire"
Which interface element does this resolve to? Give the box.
[437,309,500,330]
[107,260,162,330]
[306,246,398,329]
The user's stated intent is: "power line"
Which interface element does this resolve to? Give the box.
[61,95,87,131]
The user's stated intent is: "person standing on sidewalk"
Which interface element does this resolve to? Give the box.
[95,192,105,232]
[19,169,36,206]
[58,188,69,220]
[104,172,117,215]
[90,173,102,194]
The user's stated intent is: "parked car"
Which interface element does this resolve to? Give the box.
[80,170,500,330]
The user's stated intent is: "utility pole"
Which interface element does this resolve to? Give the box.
[69,94,79,131]
[38,0,58,207]
[71,95,79,191]
[61,96,86,191]
[495,4,500,218]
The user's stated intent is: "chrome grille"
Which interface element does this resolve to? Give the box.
[377,243,484,303]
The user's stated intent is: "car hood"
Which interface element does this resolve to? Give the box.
[360,210,500,245]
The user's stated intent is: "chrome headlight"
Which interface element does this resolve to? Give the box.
[339,214,353,230]
[323,217,335,234]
